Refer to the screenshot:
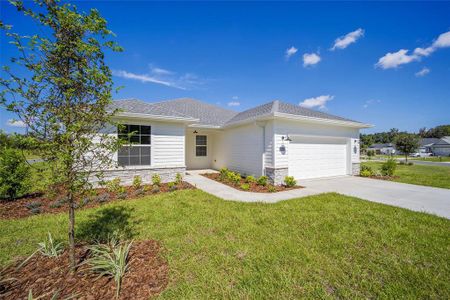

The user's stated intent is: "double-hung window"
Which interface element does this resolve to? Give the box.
[195,135,207,157]
[117,124,151,166]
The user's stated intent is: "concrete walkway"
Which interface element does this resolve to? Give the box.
[185,170,450,219]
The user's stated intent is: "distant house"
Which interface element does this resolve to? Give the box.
[431,136,450,156]
[419,138,440,154]
[368,143,395,155]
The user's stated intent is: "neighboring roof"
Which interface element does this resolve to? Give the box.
[368,143,394,149]
[111,98,368,128]
[419,138,440,147]
[433,136,450,146]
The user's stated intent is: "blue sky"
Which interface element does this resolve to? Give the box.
[1,1,449,134]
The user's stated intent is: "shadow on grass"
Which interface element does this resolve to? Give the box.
[77,206,138,242]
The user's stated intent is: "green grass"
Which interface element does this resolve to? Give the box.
[1,190,449,299]
[412,156,450,162]
[362,161,450,189]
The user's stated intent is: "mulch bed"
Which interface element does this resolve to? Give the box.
[362,175,400,181]
[0,182,195,220]
[201,173,303,193]
[0,240,168,300]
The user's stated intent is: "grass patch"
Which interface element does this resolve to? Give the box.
[362,161,450,189]
[1,190,449,298]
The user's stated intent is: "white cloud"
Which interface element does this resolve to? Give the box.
[331,28,364,50]
[299,95,334,109]
[377,30,450,69]
[375,49,420,69]
[113,65,205,90]
[285,46,298,59]
[415,67,430,77]
[363,99,381,109]
[227,101,240,107]
[302,52,321,67]
[7,119,26,127]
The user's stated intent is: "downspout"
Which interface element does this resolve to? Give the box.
[255,121,267,176]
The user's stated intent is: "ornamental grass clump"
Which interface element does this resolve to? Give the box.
[106,178,122,194]
[38,232,64,257]
[132,176,142,189]
[86,238,132,299]
[380,158,397,177]
[175,173,183,185]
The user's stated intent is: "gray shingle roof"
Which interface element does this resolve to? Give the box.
[109,99,193,119]
[111,98,365,127]
[419,138,440,147]
[224,100,360,126]
[148,98,237,126]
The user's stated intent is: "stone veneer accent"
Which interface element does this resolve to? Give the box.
[352,163,360,176]
[90,167,186,186]
[265,167,288,186]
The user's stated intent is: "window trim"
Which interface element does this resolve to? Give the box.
[195,135,207,157]
[117,124,152,167]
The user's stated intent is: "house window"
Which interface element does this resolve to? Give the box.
[196,135,207,157]
[117,124,151,166]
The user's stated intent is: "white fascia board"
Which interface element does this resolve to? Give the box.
[113,112,199,124]
[273,112,373,128]
[188,124,222,129]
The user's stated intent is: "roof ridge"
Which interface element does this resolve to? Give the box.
[271,100,279,113]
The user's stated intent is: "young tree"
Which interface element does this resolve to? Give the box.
[394,133,420,163]
[1,0,122,270]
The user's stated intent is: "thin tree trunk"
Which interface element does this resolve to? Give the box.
[405,153,408,163]
[68,191,76,272]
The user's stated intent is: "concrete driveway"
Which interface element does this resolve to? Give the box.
[186,171,450,219]
[301,176,450,219]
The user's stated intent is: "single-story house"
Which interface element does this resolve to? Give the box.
[418,138,440,154]
[431,136,450,156]
[367,143,395,155]
[98,98,371,185]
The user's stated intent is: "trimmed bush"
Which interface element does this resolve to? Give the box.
[267,185,276,193]
[284,176,296,187]
[240,183,250,191]
[229,172,241,185]
[245,175,256,184]
[106,178,121,193]
[132,175,142,189]
[360,169,372,177]
[257,176,268,186]
[219,168,229,181]
[152,174,161,186]
[175,173,183,185]
[381,158,397,177]
[0,148,31,199]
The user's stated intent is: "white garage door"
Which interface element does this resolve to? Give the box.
[288,136,348,180]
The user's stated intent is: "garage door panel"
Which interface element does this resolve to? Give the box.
[288,139,347,180]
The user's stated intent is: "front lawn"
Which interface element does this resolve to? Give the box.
[412,156,450,162]
[1,190,449,299]
[362,161,450,189]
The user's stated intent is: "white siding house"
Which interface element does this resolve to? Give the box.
[102,98,371,185]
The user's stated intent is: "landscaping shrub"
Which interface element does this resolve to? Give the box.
[95,193,110,203]
[381,158,397,176]
[219,167,229,181]
[151,185,160,194]
[240,183,250,191]
[134,187,145,196]
[0,148,31,199]
[360,169,372,177]
[168,182,177,191]
[267,185,276,193]
[245,175,256,184]
[152,174,161,186]
[175,173,183,185]
[408,161,414,166]
[229,172,241,185]
[132,175,142,189]
[106,178,121,193]
[86,238,132,298]
[284,176,296,187]
[117,186,127,200]
[25,201,42,210]
[257,176,268,186]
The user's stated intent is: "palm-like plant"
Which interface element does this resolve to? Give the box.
[86,238,132,298]
[38,232,64,257]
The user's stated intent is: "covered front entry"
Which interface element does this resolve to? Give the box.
[185,128,216,170]
[288,136,348,180]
